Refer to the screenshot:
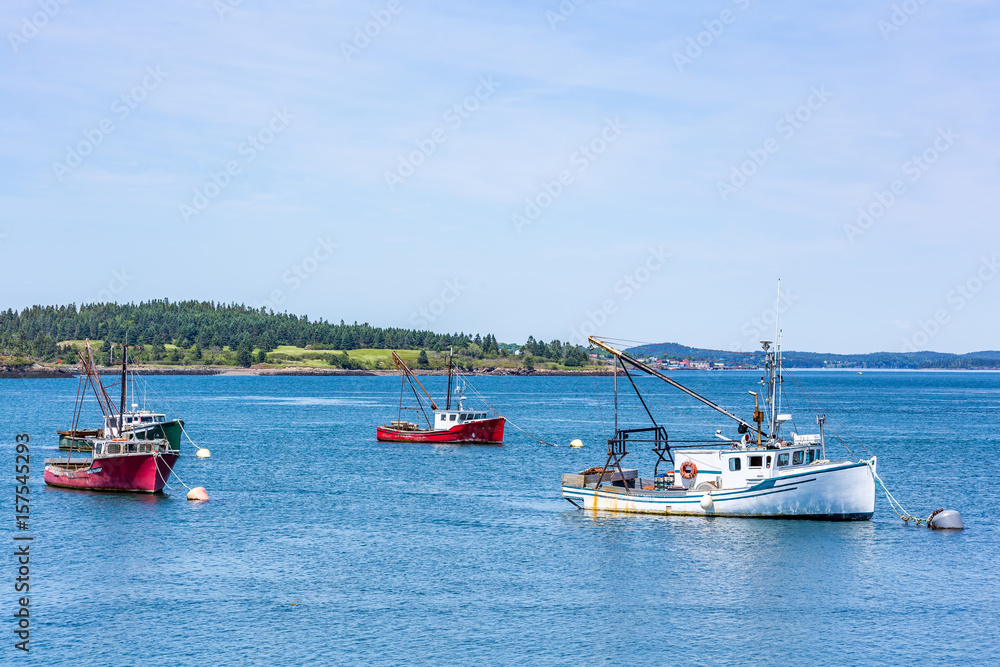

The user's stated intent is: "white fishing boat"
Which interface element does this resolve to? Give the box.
[561,335,877,520]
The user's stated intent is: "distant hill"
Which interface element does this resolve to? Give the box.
[626,342,1000,370]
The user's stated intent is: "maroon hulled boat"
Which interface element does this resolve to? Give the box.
[377,351,505,445]
[45,340,179,493]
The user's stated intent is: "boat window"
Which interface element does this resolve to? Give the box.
[793,451,804,465]
[127,443,136,453]
[449,414,456,421]
[729,458,741,471]
[142,416,153,422]
[766,456,772,468]
[806,450,815,463]
[156,416,164,422]
[749,455,763,468]
[777,453,789,467]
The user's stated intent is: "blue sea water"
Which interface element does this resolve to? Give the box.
[2,371,998,665]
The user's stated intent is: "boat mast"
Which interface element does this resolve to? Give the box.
[774,281,780,438]
[613,355,618,434]
[119,343,127,435]
[81,340,118,433]
[445,347,454,411]
[768,280,783,441]
[391,351,439,410]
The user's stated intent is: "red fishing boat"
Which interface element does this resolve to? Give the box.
[377,351,505,444]
[45,340,179,493]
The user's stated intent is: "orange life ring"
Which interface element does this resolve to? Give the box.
[679,461,698,480]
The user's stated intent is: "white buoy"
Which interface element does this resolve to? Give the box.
[700,493,714,510]
[570,439,584,448]
[928,509,963,529]
[186,487,209,501]
[196,448,211,459]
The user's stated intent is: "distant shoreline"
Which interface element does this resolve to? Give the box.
[4,364,1000,379]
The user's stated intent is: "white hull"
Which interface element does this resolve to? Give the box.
[562,460,876,520]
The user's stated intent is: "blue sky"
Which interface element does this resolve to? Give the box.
[2,0,998,354]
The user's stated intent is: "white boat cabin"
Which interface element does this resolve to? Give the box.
[102,407,168,433]
[673,433,827,491]
[433,410,491,429]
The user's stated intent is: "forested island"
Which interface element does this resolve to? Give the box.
[0,301,593,374]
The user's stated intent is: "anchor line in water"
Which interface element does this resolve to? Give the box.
[153,453,197,493]
[870,466,936,526]
[459,374,558,447]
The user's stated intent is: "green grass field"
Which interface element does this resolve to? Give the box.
[52,341,583,371]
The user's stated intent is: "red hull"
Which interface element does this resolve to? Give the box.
[44,453,179,493]
[377,417,505,444]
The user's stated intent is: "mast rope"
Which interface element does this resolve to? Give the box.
[460,373,558,447]
[782,366,873,458]
[593,372,608,440]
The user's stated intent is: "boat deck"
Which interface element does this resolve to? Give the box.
[45,458,93,470]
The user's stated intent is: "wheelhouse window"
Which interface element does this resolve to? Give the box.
[749,455,763,468]
[793,451,804,465]
[449,414,456,421]
[766,456,772,468]
[729,458,741,471]
[777,453,789,467]
[806,450,815,463]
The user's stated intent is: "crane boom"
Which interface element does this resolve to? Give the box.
[589,337,762,435]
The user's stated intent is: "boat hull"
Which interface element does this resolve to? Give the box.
[59,419,184,451]
[377,417,505,444]
[44,453,179,493]
[562,460,876,520]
